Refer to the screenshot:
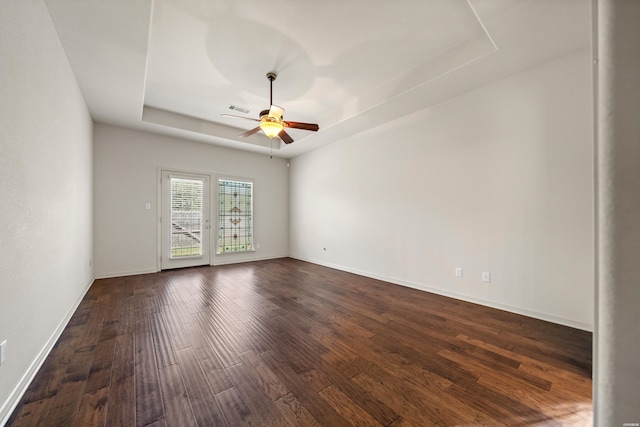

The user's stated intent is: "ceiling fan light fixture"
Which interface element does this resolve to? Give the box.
[259,115,283,139]
[221,72,318,144]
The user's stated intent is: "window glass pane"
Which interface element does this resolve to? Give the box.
[218,179,253,253]
[170,177,203,257]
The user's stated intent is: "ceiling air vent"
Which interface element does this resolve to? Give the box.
[228,105,250,114]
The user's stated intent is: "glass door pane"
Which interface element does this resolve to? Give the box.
[171,177,203,257]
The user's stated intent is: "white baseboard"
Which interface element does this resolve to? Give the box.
[94,268,158,279]
[213,254,289,266]
[95,256,290,279]
[290,255,593,332]
[0,278,94,427]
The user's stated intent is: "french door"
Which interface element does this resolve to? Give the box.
[161,170,211,270]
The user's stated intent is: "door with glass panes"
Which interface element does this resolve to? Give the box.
[161,170,211,269]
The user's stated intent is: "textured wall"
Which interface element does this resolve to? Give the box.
[595,0,640,424]
[0,1,94,423]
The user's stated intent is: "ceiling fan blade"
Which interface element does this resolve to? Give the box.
[221,114,260,122]
[278,129,294,144]
[239,126,262,138]
[269,105,284,120]
[284,121,319,132]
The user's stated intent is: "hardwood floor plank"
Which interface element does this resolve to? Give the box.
[116,296,136,336]
[259,350,352,427]
[215,386,256,427]
[316,330,362,366]
[4,397,53,427]
[72,387,109,427]
[329,372,399,426]
[182,320,223,363]
[7,258,592,426]
[153,275,174,307]
[174,346,228,426]
[42,333,99,426]
[65,302,94,328]
[234,319,277,355]
[150,312,177,368]
[272,392,321,427]
[44,380,86,427]
[105,380,135,426]
[200,357,234,394]
[318,385,385,426]
[158,364,198,427]
[353,353,491,426]
[105,333,135,426]
[84,324,117,393]
[223,321,267,355]
[144,418,168,427]
[238,350,289,401]
[445,378,551,425]
[134,332,164,427]
[263,415,295,427]
[351,371,462,427]
[167,288,197,324]
[194,311,242,367]
[261,316,329,378]
[160,304,191,350]
[368,330,479,386]
[224,360,282,423]
[19,330,79,404]
[133,306,151,335]
[456,333,593,399]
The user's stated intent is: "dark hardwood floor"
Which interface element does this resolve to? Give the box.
[6,258,592,426]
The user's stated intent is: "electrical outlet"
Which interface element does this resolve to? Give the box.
[482,272,491,283]
[1,340,6,366]
[455,268,463,278]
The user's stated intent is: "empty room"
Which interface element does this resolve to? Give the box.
[1,0,639,426]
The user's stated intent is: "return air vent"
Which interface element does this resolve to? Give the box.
[228,105,250,114]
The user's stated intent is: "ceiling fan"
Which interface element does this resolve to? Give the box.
[221,72,319,144]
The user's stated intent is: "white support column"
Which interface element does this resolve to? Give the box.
[595,0,640,425]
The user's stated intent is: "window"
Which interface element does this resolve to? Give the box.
[170,177,204,257]
[218,178,253,253]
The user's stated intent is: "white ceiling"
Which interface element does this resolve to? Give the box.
[44,0,590,158]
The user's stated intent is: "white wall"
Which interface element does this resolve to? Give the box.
[290,49,594,330]
[595,0,640,423]
[93,124,289,278]
[0,1,94,423]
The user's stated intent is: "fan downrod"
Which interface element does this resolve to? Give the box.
[266,72,278,106]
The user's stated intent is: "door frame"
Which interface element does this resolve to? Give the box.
[157,167,214,271]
